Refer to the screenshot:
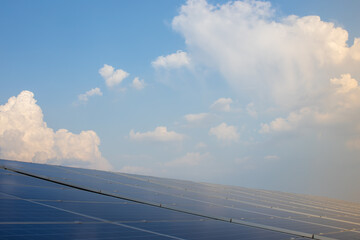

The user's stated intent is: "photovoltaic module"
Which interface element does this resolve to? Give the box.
[1,159,360,239]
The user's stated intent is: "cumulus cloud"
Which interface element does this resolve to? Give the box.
[152,50,190,69]
[330,74,358,94]
[350,38,360,61]
[209,122,239,142]
[0,91,111,170]
[210,98,232,112]
[129,126,184,142]
[184,112,209,123]
[132,77,145,90]
[167,0,360,201]
[99,64,129,87]
[165,152,210,167]
[172,0,360,107]
[78,87,103,102]
[260,74,360,134]
[260,107,314,133]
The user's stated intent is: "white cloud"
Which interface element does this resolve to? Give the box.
[184,113,209,123]
[168,0,360,201]
[99,64,129,87]
[165,152,210,167]
[209,122,239,142]
[78,87,103,102]
[210,98,232,112]
[260,74,360,134]
[132,77,145,90]
[129,126,184,142]
[172,0,360,108]
[330,74,358,94]
[0,91,111,170]
[260,107,334,133]
[350,38,360,61]
[152,50,190,69]
[260,108,308,133]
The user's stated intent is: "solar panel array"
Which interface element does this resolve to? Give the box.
[1,159,360,239]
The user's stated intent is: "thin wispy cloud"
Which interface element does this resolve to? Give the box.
[165,152,211,167]
[210,98,233,112]
[264,155,280,160]
[78,87,103,102]
[184,113,209,123]
[129,126,184,142]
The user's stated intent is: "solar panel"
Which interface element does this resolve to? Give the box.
[1,159,359,239]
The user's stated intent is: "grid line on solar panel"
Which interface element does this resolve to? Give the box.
[0,197,304,239]
[212,186,360,217]
[232,187,360,213]
[322,230,360,240]
[4,158,358,239]
[69,170,360,222]
[0,169,346,240]
[0,219,211,225]
[127,221,308,240]
[1,168,312,240]
[0,163,336,240]
[121,173,351,216]
[0,221,101,224]
[0,171,134,204]
[0,161,344,238]
[0,161,348,219]
[159,179,360,219]
[1,192,184,240]
[130,175,360,224]
[7,165,358,234]
[0,224,174,240]
[37,198,358,235]
[0,198,98,223]
[61,166,360,224]
[48,166,360,234]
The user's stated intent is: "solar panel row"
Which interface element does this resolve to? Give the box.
[0,167,303,240]
[1,159,359,239]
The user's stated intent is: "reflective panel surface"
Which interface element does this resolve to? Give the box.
[1,159,359,239]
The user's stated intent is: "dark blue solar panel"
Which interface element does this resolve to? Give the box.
[0,160,310,240]
[128,221,301,240]
[0,223,173,240]
[3,159,360,239]
[0,199,92,223]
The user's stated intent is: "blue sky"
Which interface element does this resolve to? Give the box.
[1,0,360,203]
